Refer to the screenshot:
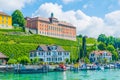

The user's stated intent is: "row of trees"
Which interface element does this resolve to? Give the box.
[77,34,119,63]
[97,34,120,48]
[97,34,119,60]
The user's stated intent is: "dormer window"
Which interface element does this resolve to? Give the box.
[49,46,57,51]
[37,47,42,51]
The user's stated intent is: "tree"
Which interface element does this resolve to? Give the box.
[84,57,90,64]
[112,51,119,61]
[65,58,69,63]
[32,57,39,64]
[12,10,26,27]
[17,56,31,64]
[82,36,87,57]
[98,42,106,50]
[7,59,17,64]
[107,45,115,52]
[106,36,115,45]
[78,34,82,38]
[97,34,107,43]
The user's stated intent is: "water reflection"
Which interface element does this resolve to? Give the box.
[63,71,67,80]
[0,70,120,80]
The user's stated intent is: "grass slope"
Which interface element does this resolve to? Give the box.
[0,29,96,61]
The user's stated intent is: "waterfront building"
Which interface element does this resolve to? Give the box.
[89,51,112,63]
[0,52,8,65]
[0,11,12,29]
[25,13,76,41]
[30,45,70,63]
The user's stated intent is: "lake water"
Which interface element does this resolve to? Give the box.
[0,69,120,80]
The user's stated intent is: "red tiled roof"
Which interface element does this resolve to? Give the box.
[28,17,75,28]
[91,50,112,56]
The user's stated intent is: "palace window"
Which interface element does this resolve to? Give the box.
[58,57,62,61]
[47,58,51,61]
[58,52,62,55]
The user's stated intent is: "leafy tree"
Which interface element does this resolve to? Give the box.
[65,58,69,63]
[12,10,26,27]
[97,34,107,43]
[107,45,115,52]
[82,36,87,57]
[7,59,17,64]
[106,36,115,45]
[17,56,31,64]
[84,57,90,64]
[32,57,39,64]
[78,34,82,38]
[98,42,106,50]
[112,51,119,61]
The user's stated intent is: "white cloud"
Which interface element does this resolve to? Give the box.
[62,0,74,4]
[32,3,120,38]
[83,4,94,9]
[62,0,82,4]
[83,4,88,9]
[0,0,35,11]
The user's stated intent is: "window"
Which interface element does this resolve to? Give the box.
[30,53,33,57]
[6,17,8,20]
[47,52,51,55]
[34,53,37,57]
[41,52,43,55]
[58,52,62,55]
[47,58,51,61]
[58,58,62,61]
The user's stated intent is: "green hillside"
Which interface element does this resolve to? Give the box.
[0,29,96,61]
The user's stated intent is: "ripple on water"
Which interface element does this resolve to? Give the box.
[0,69,120,80]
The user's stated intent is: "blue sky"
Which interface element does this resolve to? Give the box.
[22,0,120,17]
[0,0,120,37]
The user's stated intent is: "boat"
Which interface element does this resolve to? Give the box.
[54,64,66,71]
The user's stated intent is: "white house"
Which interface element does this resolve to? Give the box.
[30,45,70,63]
[89,51,112,63]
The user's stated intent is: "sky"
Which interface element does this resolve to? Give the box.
[0,0,120,38]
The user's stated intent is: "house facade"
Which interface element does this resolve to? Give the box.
[30,45,70,63]
[89,51,112,63]
[25,13,76,41]
[0,11,12,29]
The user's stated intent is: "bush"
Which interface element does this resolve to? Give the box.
[84,57,90,64]
[7,59,17,64]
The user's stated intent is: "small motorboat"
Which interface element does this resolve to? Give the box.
[54,64,66,71]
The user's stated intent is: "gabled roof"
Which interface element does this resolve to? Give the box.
[0,52,8,59]
[91,50,112,56]
[37,45,48,51]
[0,11,11,17]
[31,45,66,52]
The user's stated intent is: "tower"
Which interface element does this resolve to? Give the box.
[51,12,54,18]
